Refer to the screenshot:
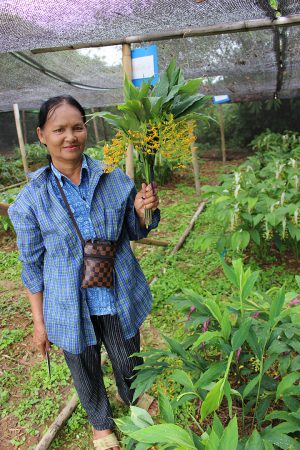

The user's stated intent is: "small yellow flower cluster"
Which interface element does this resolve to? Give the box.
[102,114,196,172]
[102,131,127,173]
[249,356,260,372]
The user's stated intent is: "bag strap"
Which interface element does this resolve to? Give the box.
[54,175,85,246]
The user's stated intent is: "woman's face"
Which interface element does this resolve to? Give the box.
[37,102,87,166]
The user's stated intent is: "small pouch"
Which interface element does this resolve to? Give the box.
[54,175,119,290]
[82,239,117,289]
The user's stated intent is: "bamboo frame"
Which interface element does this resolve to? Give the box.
[31,15,300,54]
[13,103,29,179]
[189,121,201,195]
[122,43,135,182]
[91,108,100,143]
[218,104,226,163]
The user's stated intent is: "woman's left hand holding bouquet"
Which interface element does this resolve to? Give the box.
[134,183,159,228]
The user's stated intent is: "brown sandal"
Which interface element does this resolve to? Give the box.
[93,432,120,449]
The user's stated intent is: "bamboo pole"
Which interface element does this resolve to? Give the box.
[21,110,27,145]
[91,108,100,143]
[13,104,29,179]
[31,15,300,54]
[0,180,27,192]
[170,201,206,255]
[149,201,206,286]
[122,44,134,181]
[99,115,108,141]
[35,353,108,450]
[189,121,201,195]
[218,104,226,163]
[35,394,79,450]
[136,238,169,247]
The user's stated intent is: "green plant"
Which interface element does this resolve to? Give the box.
[0,328,25,350]
[116,260,300,448]
[0,155,24,187]
[199,134,300,258]
[96,59,209,226]
[15,142,48,164]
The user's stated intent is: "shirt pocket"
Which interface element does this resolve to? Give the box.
[103,207,123,241]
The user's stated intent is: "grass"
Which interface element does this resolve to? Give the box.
[0,160,298,449]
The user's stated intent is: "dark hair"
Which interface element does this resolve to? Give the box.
[38,95,86,128]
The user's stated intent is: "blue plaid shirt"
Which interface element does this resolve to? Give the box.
[51,156,116,316]
[9,155,160,354]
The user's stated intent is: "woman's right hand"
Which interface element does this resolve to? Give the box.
[33,321,50,357]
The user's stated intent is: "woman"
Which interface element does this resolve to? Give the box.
[9,95,160,450]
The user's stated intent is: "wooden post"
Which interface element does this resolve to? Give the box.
[13,103,29,178]
[21,110,27,145]
[122,44,134,181]
[218,104,226,163]
[99,116,108,141]
[189,121,201,195]
[91,108,100,143]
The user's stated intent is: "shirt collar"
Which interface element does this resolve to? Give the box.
[51,154,90,185]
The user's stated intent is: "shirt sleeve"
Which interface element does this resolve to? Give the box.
[124,184,161,241]
[8,202,45,294]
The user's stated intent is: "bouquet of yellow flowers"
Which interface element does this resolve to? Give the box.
[96,59,209,227]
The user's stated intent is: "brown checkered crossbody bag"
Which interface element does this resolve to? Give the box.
[54,176,117,289]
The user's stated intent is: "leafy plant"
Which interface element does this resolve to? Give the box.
[198,132,300,258]
[117,260,300,448]
[95,59,209,225]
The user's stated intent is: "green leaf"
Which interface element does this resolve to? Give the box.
[192,331,223,349]
[202,299,222,324]
[247,332,262,359]
[218,416,238,450]
[231,318,253,351]
[221,310,231,341]
[178,78,202,95]
[220,258,238,287]
[252,213,264,227]
[158,389,175,424]
[151,72,170,98]
[247,197,258,211]
[130,406,154,428]
[245,429,264,450]
[171,94,205,118]
[214,195,231,204]
[276,372,300,400]
[124,74,139,100]
[148,96,163,116]
[231,230,250,251]
[262,430,300,450]
[163,335,188,359]
[224,380,232,418]
[243,375,260,399]
[170,369,194,390]
[269,287,285,324]
[265,213,279,227]
[212,414,224,438]
[200,379,224,421]
[288,222,300,241]
[195,362,227,390]
[242,271,260,301]
[129,424,195,448]
[250,229,261,246]
[262,440,275,450]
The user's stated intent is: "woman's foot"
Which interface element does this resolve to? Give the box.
[93,429,120,450]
